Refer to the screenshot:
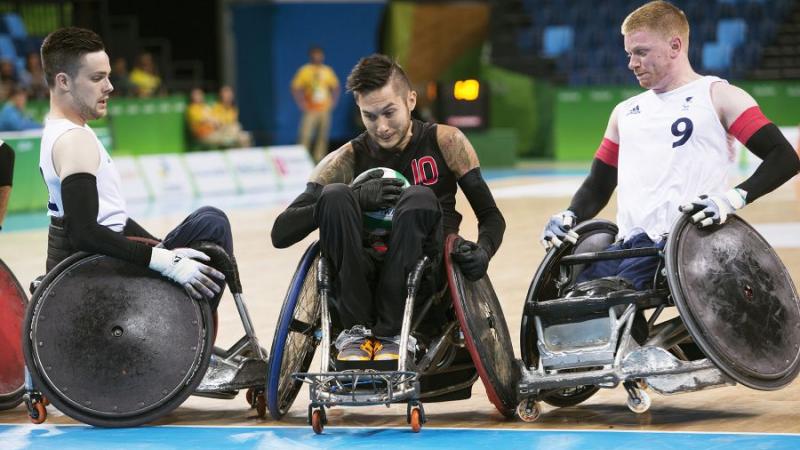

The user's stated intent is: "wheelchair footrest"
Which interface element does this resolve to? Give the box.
[518,346,731,396]
[527,289,668,322]
[293,370,419,406]
[196,356,268,394]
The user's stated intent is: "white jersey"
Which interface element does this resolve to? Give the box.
[39,117,128,232]
[616,76,735,241]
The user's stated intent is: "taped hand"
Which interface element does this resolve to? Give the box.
[540,210,578,249]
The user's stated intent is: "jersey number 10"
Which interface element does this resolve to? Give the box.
[411,156,439,186]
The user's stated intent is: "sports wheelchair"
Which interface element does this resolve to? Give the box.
[22,242,269,427]
[266,234,518,433]
[0,258,26,411]
[516,215,800,421]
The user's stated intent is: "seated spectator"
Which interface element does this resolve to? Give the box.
[0,59,18,100]
[208,85,251,148]
[129,52,162,98]
[20,52,48,100]
[0,87,42,131]
[110,57,133,97]
[186,87,216,148]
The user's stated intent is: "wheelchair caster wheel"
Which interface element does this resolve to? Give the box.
[245,388,255,408]
[626,389,651,414]
[409,407,422,433]
[246,388,266,418]
[311,409,324,434]
[516,399,541,423]
[407,402,425,432]
[255,392,266,419]
[29,402,47,424]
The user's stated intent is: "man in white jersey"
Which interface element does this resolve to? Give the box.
[39,27,230,305]
[541,1,800,292]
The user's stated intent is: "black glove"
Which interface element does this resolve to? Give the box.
[350,169,404,212]
[451,239,490,282]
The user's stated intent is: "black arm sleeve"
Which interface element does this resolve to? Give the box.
[0,142,14,186]
[123,217,160,242]
[568,158,618,222]
[271,182,323,249]
[736,123,800,202]
[61,173,152,266]
[458,168,506,257]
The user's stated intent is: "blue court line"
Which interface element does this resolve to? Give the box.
[1,425,798,450]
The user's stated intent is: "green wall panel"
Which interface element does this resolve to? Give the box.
[482,64,554,158]
[4,128,112,213]
[553,80,800,162]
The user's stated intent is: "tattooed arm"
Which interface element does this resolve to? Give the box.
[271,144,355,248]
[310,144,355,185]
[437,125,480,178]
[437,124,505,257]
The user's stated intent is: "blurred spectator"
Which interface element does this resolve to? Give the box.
[186,87,216,148]
[19,52,48,100]
[129,52,162,97]
[110,57,133,97]
[209,85,252,148]
[186,85,251,149]
[291,46,339,162]
[0,87,42,131]
[0,59,18,100]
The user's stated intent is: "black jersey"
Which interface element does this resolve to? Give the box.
[351,119,461,235]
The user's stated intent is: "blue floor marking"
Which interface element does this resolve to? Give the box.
[1,425,798,450]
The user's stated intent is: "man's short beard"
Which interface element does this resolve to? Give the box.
[75,97,100,120]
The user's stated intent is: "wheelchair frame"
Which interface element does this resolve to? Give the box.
[516,220,733,422]
[292,254,431,433]
[267,235,517,433]
[22,242,269,426]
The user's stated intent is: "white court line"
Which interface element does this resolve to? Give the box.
[753,223,800,249]
[489,180,800,248]
[491,179,583,199]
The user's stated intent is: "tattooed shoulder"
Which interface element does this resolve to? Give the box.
[310,144,355,185]
[437,124,479,177]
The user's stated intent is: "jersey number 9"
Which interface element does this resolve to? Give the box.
[671,117,693,148]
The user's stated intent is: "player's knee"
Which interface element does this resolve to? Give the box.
[318,183,356,209]
[195,206,231,228]
[395,185,439,217]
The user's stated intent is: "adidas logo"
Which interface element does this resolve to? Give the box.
[681,96,693,111]
[627,105,640,115]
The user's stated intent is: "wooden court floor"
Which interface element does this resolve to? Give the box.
[1,174,799,433]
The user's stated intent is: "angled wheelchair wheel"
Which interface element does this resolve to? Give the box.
[266,242,321,420]
[0,258,26,410]
[666,215,800,390]
[23,253,214,427]
[445,234,518,418]
[520,220,618,369]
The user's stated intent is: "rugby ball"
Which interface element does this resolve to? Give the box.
[352,167,410,236]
